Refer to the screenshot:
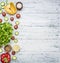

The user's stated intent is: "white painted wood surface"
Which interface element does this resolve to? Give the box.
[1,0,60,63]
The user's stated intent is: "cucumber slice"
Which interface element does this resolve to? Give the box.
[12,56,17,60]
[4,17,9,21]
[15,21,19,25]
[15,31,19,36]
[1,2,5,6]
[14,39,18,43]
[1,6,4,9]
[0,10,2,14]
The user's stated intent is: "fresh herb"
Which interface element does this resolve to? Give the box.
[0,22,13,47]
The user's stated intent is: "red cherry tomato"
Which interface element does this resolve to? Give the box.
[16,14,21,19]
[1,53,11,63]
[14,25,18,29]
[2,12,6,17]
[10,17,14,21]
[11,36,15,40]
[12,51,16,55]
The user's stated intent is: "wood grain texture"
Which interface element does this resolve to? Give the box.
[1,0,60,63]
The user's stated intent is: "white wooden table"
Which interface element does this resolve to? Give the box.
[1,0,60,63]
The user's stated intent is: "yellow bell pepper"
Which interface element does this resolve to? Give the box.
[4,2,17,15]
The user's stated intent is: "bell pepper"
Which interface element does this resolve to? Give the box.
[4,2,17,15]
[1,53,11,63]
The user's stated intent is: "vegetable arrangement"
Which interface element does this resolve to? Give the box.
[0,0,23,63]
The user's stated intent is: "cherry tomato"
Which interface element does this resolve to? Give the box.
[2,12,6,17]
[12,51,16,55]
[16,14,21,19]
[11,36,15,40]
[10,17,14,21]
[14,25,18,29]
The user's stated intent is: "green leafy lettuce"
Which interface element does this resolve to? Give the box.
[0,22,13,47]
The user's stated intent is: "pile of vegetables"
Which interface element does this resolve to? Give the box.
[0,0,23,62]
[0,22,13,46]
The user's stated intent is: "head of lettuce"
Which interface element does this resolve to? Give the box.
[0,22,13,47]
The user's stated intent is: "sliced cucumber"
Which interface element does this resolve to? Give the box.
[0,10,2,14]
[15,21,19,25]
[15,31,19,36]
[1,2,5,6]
[4,17,9,21]
[14,39,18,43]
[12,56,17,60]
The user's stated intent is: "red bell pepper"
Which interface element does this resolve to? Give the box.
[1,53,11,63]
